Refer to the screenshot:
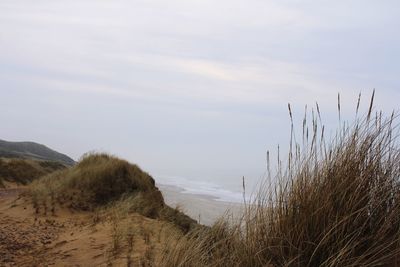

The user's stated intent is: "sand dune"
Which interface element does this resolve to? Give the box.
[0,187,183,266]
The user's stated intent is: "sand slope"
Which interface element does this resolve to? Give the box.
[0,187,182,267]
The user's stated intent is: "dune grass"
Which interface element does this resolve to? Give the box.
[0,158,65,187]
[30,153,161,209]
[161,95,400,266]
[29,153,197,232]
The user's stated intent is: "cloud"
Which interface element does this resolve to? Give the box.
[1,47,344,107]
[0,0,399,188]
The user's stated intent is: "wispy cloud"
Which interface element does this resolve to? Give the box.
[0,0,399,189]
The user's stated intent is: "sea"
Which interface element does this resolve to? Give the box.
[155,174,261,204]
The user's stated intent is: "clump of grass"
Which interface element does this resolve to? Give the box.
[161,94,400,266]
[29,153,162,211]
[110,210,124,255]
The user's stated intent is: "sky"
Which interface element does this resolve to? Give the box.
[0,0,399,191]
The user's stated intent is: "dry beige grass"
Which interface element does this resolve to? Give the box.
[29,153,164,210]
[161,94,400,267]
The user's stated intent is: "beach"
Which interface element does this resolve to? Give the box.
[158,184,244,226]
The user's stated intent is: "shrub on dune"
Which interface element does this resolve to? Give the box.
[30,153,163,210]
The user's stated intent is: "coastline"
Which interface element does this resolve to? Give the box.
[158,184,245,226]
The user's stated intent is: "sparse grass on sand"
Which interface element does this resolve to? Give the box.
[161,94,400,267]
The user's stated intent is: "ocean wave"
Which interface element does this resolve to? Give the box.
[156,175,248,203]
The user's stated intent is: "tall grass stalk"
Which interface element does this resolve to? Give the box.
[161,95,400,266]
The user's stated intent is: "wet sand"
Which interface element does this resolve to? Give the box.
[158,184,245,226]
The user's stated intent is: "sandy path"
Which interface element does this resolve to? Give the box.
[0,188,60,266]
[0,188,85,266]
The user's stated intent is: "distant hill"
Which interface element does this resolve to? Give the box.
[0,139,75,166]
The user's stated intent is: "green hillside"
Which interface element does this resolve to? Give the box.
[0,139,75,166]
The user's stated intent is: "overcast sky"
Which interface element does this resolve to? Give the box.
[0,0,399,190]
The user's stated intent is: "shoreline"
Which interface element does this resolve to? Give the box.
[158,183,245,226]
